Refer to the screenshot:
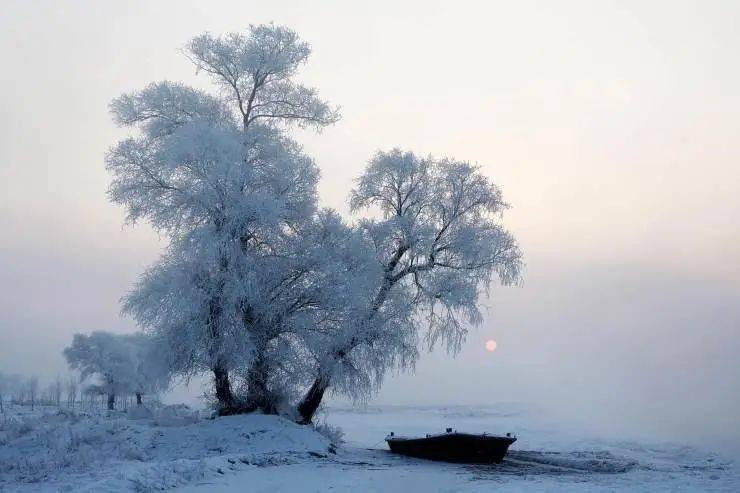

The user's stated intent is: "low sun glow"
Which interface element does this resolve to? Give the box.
[485,339,497,352]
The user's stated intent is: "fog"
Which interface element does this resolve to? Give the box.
[1,0,738,457]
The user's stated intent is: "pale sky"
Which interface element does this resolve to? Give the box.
[1,0,738,455]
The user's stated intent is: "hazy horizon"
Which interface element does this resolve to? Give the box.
[2,0,738,458]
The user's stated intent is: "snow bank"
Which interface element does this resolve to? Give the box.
[0,405,332,491]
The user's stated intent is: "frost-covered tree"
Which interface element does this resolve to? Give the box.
[297,149,522,422]
[41,382,54,406]
[64,332,134,409]
[0,372,12,413]
[110,24,338,414]
[0,372,6,413]
[27,376,39,410]
[0,373,20,412]
[126,332,171,405]
[66,376,78,408]
[109,25,521,422]
[52,376,63,407]
[4,374,24,405]
[63,331,169,409]
[229,210,375,413]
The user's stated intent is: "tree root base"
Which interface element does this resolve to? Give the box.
[216,401,279,417]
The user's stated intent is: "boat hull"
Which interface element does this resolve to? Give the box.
[386,433,516,464]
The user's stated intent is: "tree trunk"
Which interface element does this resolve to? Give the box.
[244,353,277,414]
[136,393,142,406]
[213,362,238,414]
[107,393,115,410]
[297,376,329,424]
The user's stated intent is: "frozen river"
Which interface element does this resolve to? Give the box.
[187,404,739,492]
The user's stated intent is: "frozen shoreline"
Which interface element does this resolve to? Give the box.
[1,404,737,492]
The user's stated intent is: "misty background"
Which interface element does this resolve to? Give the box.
[1,1,738,456]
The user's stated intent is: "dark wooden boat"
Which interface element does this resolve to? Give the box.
[385,429,516,464]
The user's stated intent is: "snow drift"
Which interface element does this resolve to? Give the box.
[0,405,334,492]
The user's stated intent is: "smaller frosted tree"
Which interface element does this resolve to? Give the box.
[63,331,170,409]
[27,376,39,410]
[297,149,523,422]
[64,332,133,410]
[66,376,78,408]
[127,332,171,405]
[0,372,5,413]
[4,374,24,405]
[52,376,62,407]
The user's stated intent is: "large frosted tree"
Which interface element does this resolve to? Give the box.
[109,24,339,414]
[109,25,521,421]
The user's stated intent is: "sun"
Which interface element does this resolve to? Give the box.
[485,339,497,352]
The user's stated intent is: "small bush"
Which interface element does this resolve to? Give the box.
[313,421,344,444]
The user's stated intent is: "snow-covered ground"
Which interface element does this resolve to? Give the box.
[1,403,738,492]
[0,404,333,492]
